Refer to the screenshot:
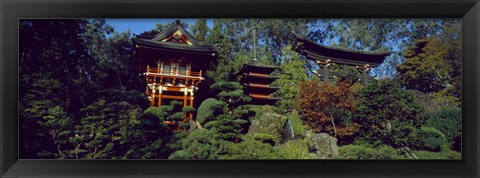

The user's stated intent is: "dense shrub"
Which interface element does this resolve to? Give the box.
[276,140,316,159]
[338,144,404,159]
[252,133,276,146]
[196,98,226,125]
[425,107,461,151]
[413,144,462,159]
[219,138,280,159]
[286,110,308,136]
[247,106,285,143]
[408,127,447,151]
[167,150,191,159]
[202,82,254,142]
[353,79,427,148]
[174,129,228,159]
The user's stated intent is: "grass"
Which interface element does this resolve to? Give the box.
[413,144,461,159]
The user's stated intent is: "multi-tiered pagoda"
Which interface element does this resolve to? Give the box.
[237,62,280,105]
[132,20,218,119]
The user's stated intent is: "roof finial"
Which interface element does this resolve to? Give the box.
[253,29,257,62]
[175,19,181,25]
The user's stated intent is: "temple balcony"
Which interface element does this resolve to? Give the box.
[145,66,203,80]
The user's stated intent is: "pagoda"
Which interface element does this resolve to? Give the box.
[237,61,280,105]
[291,32,391,84]
[132,20,218,119]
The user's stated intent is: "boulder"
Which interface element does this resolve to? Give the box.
[305,131,339,159]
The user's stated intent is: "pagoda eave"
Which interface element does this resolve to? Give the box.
[134,39,218,54]
[249,97,280,105]
[240,75,278,84]
[236,63,279,75]
[291,32,390,67]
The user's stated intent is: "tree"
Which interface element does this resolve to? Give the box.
[169,129,228,159]
[191,19,209,42]
[19,19,96,158]
[272,46,308,111]
[397,37,452,93]
[197,82,254,142]
[219,138,280,159]
[296,80,359,145]
[353,79,427,148]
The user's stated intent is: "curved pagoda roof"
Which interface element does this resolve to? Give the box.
[291,32,391,67]
[235,62,279,75]
[240,74,278,84]
[248,96,281,105]
[133,20,218,55]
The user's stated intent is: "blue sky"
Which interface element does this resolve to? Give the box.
[105,18,213,36]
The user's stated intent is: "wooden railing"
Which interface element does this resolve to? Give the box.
[249,72,268,77]
[249,83,270,88]
[250,93,270,98]
[146,66,202,77]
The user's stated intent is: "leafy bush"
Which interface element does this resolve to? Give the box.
[219,138,280,159]
[252,133,276,146]
[353,79,427,148]
[286,110,307,136]
[276,140,316,159]
[174,129,228,159]
[168,150,191,159]
[296,80,359,144]
[196,98,226,125]
[201,82,254,142]
[409,127,447,151]
[425,107,461,151]
[338,144,404,159]
[413,144,461,159]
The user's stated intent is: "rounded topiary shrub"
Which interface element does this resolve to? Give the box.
[168,150,192,159]
[409,127,447,151]
[196,98,224,125]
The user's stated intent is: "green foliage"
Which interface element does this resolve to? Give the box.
[286,111,307,136]
[413,144,461,159]
[272,46,308,111]
[425,107,461,151]
[201,82,254,142]
[338,144,404,159]
[397,37,453,93]
[196,98,221,125]
[174,129,227,159]
[276,140,316,159]
[190,19,209,42]
[353,79,427,148]
[252,133,276,146]
[219,138,280,159]
[168,150,192,159]
[247,106,285,144]
[409,127,447,152]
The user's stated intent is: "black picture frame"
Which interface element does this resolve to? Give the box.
[1,0,479,177]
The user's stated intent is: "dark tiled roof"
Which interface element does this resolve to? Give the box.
[133,20,218,54]
[291,32,391,67]
[240,74,279,84]
[235,63,279,75]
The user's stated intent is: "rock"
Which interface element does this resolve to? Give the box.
[306,131,339,159]
[246,110,285,144]
[282,119,295,140]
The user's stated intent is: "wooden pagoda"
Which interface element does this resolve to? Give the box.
[133,20,218,119]
[237,62,280,105]
[291,32,391,84]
